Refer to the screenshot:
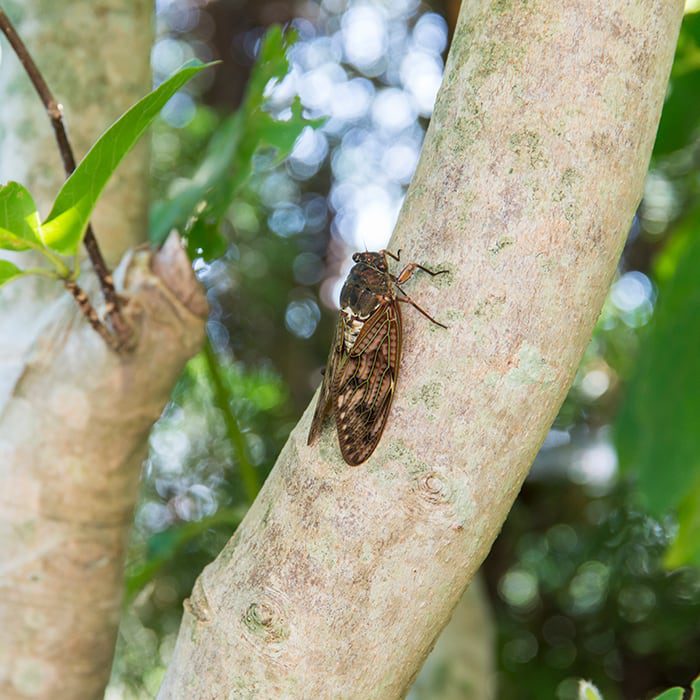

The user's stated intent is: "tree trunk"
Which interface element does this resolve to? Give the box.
[159,0,683,697]
[0,3,206,699]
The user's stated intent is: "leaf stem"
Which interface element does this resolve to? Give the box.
[203,339,260,504]
[27,241,71,277]
[0,7,131,348]
[20,267,60,279]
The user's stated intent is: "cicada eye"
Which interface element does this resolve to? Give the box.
[352,253,361,263]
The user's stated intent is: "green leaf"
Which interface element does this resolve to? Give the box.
[224,95,325,199]
[654,12,700,157]
[150,26,326,256]
[42,60,212,256]
[649,678,700,700]
[653,688,684,700]
[149,114,242,248]
[184,218,227,261]
[0,182,42,251]
[0,259,23,287]
[578,680,604,700]
[615,224,700,518]
[664,473,700,567]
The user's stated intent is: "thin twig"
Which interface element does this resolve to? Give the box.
[64,281,121,351]
[203,340,260,504]
[0,8,131,347]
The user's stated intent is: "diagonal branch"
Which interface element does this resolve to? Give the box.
[0,7,130,348]
[157,0,684,697]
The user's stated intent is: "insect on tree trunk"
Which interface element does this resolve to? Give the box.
[308,249,447,465]
[158,0,684,697]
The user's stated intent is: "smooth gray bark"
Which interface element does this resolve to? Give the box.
[159,0,683,697]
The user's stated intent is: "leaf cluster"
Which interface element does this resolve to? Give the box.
[0,62,209,286]
[579,676,700,700]
[149,26,324,261]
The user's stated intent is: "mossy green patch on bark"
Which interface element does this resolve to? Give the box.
[444,308,465,325]
[381,438,430,478]
[509,129,548,169]
[488,236,515,255]
[474,294,507,320]
[493,0,533,13]
[409,380,444,414]
[453,114,483,150]
[505,344,556,386]
[429,264,454,288]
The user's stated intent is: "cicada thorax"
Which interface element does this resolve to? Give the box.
[338,260,393,352]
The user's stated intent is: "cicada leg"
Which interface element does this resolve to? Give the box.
[394,286,447,328]
[393,261,448,284]
[382,248,402,262]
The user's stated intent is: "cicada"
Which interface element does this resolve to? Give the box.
[307,249,447,465]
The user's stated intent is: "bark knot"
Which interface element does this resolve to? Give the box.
[241,587,291,650]
[416,471,453,506]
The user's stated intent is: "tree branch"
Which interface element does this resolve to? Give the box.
[158,0,683,697]
[64,280,121,352]
[0,238,206,700]
[0,4,161,698]
[0,7,131,348]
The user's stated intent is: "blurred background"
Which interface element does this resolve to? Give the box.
[107,1,700,698]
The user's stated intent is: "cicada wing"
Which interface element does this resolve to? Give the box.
[333,301,402,465]
[307,316,344,446]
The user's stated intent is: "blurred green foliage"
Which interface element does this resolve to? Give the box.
[653,12,700,157]
[579,676,700,700]
[149,26,323,260]
[616,212,700,567]
[489,482,699,700]
[615,10,700,571]
[125,346,294,594]
[125,506,246,601]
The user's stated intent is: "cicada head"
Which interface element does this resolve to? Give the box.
[351,251,388,272]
